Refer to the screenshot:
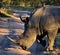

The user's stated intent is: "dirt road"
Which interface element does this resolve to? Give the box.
[0,17,60,55]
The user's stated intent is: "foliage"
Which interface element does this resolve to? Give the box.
[0,0,60,8]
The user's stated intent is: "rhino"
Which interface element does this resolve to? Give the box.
[8,6,60,51]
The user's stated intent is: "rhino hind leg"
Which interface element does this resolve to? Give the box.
[47,28,58,51]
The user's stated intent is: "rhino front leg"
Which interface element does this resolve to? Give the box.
[47,28,58,51]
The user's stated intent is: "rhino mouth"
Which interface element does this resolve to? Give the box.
[7,36,27,50]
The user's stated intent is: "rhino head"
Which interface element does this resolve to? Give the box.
[7,16,38,50]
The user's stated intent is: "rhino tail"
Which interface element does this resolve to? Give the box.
[7,36,18,44]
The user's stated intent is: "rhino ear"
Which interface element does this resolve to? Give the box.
[20,16,29,23]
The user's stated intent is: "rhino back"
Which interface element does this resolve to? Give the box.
[45,6,60,24]
[41,6,60,29]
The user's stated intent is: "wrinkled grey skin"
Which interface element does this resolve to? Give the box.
[8,6,60,51]
[38,6,60,51]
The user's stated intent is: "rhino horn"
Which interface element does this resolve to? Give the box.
[7,37,18,44]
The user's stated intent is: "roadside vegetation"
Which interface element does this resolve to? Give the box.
[0,0,60,13]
